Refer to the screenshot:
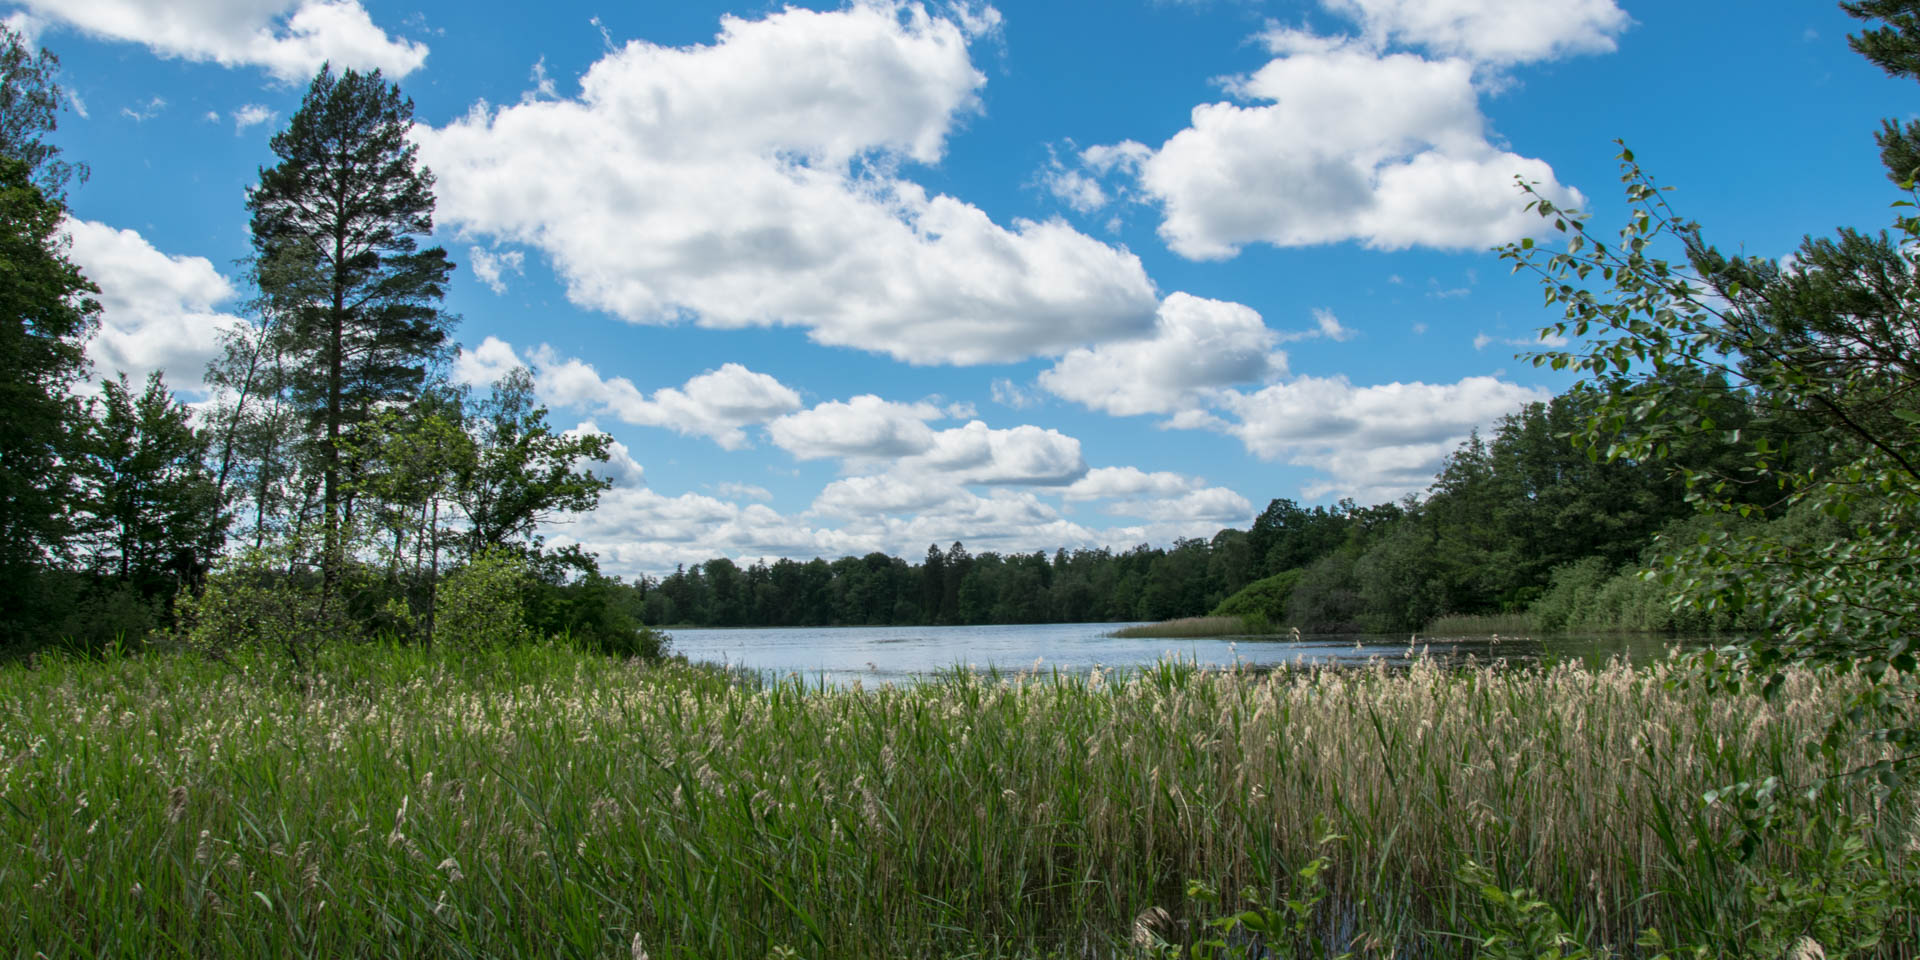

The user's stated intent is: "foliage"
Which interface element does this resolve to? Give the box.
[431,548,534,651]
[1457,861,1595,959]
[1209,568,1303,624]
[1500,145,1920,663]
[174,536,368,669]
[1497,0,1920,675]
[523,547,669,659]
[455,367,612,558]
[247,65,455,587]
[0,23,83,200]
[76,371,224,593]
[0,154,99,646]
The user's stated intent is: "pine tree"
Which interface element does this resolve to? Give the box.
[1844,1,1920,182]
[247,65,456,590]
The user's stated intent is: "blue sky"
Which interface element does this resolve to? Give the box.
[15,0,1908,576]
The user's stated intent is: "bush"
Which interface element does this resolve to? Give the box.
[173,545,365,667]
[434,548,534,651]
[1211,568,1304,623]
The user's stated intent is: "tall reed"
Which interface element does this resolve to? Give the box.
[0,643,1909,958]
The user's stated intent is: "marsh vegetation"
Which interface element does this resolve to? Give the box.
[3,643,1912,958]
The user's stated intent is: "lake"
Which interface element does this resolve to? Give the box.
[665,622,1694,686]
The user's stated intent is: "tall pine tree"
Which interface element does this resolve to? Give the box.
[247,65,455,590]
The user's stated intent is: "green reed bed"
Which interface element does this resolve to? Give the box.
[0,643,1912,959]
[1421,612,1538,636]
[1109,616,1257,639]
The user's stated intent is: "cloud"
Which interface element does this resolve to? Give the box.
[452,337,801,450]
[528,449,1246,578]
[561,480,1114,576]
[1038,149,1108,213]
[1039,292,1284,416]
[121,96,165,122]
[813,472,969,516]
[564,420,645,488]
[232,104,276,133]
[1107,486,1253,525]
[4,11,37,44]
[525,55,558,101]
[1323,0,1629,65]
[413,2,1161,367]
[1063,466,1198,501]
[990,377,1037,410]
[768,395,944,461]
[1474,330,1568,351]
[916,421,1087,485]
[1277,307,1357,343]
[467,247,525,294]
[559,469,1270,577]
[61,219,246,395]
[713,481,772,502]
[1213,374,1550,501]
[768,394,1087,486]
[17,0,427,81]
[1090,32,1584,260]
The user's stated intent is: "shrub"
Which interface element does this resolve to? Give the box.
[172,544,364,668]
[433,548,533,651]
[1211,569,1304,623]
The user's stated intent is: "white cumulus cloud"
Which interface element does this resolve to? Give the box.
[15,0,428,82]
[453,337,801,450]
[1063,466,1198,501]
[412,2,1160,367]
[1098,33,1582,260]
[1214,374,1550,502]
[232,104,276,133]
[767,395,945,461]
[1039,292,1284,416]
[916,421,1087,486]
[1324,0,1629,65]
[62,219,246,395]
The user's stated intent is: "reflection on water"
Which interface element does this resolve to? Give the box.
[667,622,1701,687]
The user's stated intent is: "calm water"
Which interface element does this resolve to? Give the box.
[666,622,1693,687]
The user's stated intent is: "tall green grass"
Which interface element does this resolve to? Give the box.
[0,642,1911,957]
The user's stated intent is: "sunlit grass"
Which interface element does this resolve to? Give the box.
[0,642,1911,957]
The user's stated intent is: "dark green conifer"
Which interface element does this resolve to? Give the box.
[247,65,456,589]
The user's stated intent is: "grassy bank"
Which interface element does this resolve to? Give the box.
[1,643,1912,958]
[1107,615,1263,638]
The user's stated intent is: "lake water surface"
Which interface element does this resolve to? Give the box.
[666,622,1692,686]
